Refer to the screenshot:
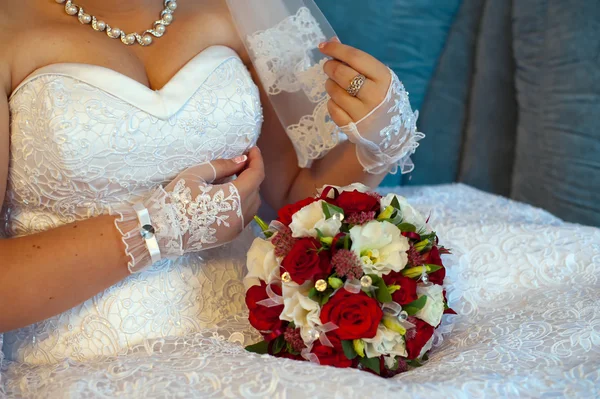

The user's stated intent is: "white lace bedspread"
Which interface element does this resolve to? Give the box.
[2,184,599,398]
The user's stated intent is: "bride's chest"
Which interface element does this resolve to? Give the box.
[4,49,262,231]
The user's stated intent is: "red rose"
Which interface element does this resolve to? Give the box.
[246,282,284,334]
[382,271,418,305]
[320,289,383,340]
[310,335,352,368]
[334,190,380,215]
[277,197,317,226]
[281,238,331,284]
[405,318,434,359]
[423,246,446,285]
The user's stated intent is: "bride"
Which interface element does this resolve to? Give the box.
[0,0,419,366]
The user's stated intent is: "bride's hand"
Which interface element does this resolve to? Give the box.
[114,148,264,272]
[318,40,392,127]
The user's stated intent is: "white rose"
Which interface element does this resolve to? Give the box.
[414,284,445,327]
[350,220,409,277]
[289,200,341,238]
[362,325,408,358]
[280,282,322,343]
[318,183,371,198]
[380,194,428,232]
[243,237,279,290]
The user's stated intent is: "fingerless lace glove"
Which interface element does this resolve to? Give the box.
[112,163,244,273]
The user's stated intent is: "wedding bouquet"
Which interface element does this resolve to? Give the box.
[243,183,454,377]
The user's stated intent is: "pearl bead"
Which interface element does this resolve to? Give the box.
[154,24,166,35]
[108,27,121,38]
[142,35,153,46]
[167,1,177,11]
[162,13,173,24]
[79,13,92,24]
[315,279,327,292]
[360,275,373,288]
[96,20,106,31]
[124,33,136,45]
[55,0,66,3]
[65,5,78,15]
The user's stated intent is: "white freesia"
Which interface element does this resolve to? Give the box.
[381,193,428,232]
[243,237,279,290]
[350,220,409,276]
[289,200,341,238]
[317,183,371,198]
[414,284,445,327]
[280,282,322,344]
[362,325,408,358]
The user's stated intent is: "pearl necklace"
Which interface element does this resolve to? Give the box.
[55,0,178,46]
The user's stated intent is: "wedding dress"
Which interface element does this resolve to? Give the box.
[1,3,599,398]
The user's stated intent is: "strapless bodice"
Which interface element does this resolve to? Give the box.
[1,45,263,364]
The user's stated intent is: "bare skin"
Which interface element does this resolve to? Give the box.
[0,0,389,332]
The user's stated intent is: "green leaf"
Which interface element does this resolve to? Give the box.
[272,335,285,355]
[368,274,392,303]
[406,359,424,368]
[397,223,416,233]
[322,201,331,219]
[390,196,401,210]
[322,201,344,220]
[359,356,381,374]
[342,339,358,360]
[343,234,350,250]
[404,295,428,315]
[320,293,331,306]
[315,228,324,239]
[308,287,318,301]
[245,340,269,354]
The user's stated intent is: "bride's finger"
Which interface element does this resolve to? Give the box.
[323,60,379,104]
[319,40,388,81]
[325,79,368,121]
[327,98,353,127]
[233,147,264,197]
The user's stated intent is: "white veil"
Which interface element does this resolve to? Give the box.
[226,0,341,168]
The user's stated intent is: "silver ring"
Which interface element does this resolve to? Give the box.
[347,73,366,97]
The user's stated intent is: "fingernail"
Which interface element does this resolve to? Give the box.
[233,155,247,164]
[318,42,326,49]
[331,36,341,43]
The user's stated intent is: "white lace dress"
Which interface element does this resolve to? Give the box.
[1,46,599,397]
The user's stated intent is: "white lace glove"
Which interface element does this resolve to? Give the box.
[112,150,264,273]
[338,69,424,175]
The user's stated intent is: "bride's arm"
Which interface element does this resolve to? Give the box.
[253,41,395,209]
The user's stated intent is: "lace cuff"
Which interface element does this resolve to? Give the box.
[112,186,183,273]
[340,69,425,175]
